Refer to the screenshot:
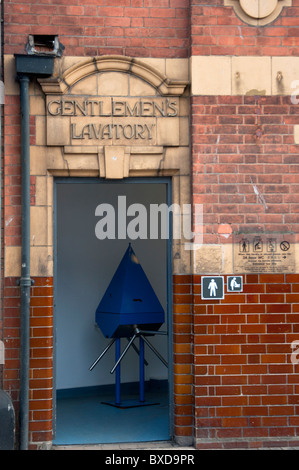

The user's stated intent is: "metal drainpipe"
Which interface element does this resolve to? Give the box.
[15,47,59,451]
[18,73,31,451]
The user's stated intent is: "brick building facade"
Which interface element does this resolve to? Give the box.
[1,0,299,450]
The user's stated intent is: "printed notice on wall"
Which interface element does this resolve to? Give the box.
[233,233,295,273]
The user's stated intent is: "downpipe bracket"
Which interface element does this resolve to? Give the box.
[16,278,35,287]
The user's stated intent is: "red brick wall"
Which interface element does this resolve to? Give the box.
[194,273,299,449]
[3,277,53,447]
[190,0,299,56]
[3,93,35,246]
[0,81,4,388]
[4,1,299,59]
[4,0,190,58]
[3,275,192,447]
[173,274,194,440]
[3,277,20,406]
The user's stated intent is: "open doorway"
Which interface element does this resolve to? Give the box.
[53,178,172,445]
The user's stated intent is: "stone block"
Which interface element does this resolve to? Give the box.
[191,56,231,96]
[232,56,271,95]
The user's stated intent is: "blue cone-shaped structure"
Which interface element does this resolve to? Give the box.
[95,244,165,338]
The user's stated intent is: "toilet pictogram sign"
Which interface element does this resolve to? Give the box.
[227,276,243,292]
[201,276,224,300]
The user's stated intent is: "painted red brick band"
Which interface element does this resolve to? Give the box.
[3,277,54,447]
[173,274,194,439]
[190,0,299,56]
[5,0,299,58]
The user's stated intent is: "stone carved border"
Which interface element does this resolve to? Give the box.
[25,56,191,277]
[39,55,188,96]
[224,0,292,26]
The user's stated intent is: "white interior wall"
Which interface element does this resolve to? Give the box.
[55,181,169,390]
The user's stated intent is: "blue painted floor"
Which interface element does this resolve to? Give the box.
[53,388,170,445]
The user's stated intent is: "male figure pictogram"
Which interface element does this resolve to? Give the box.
[208,278,218,297]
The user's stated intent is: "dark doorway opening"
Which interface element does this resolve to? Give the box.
[53,178,172,445]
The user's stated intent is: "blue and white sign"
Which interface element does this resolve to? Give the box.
[201,276,224,300]
[227,276,243,292]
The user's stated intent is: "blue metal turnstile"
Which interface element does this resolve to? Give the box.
[89,244,167,408]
